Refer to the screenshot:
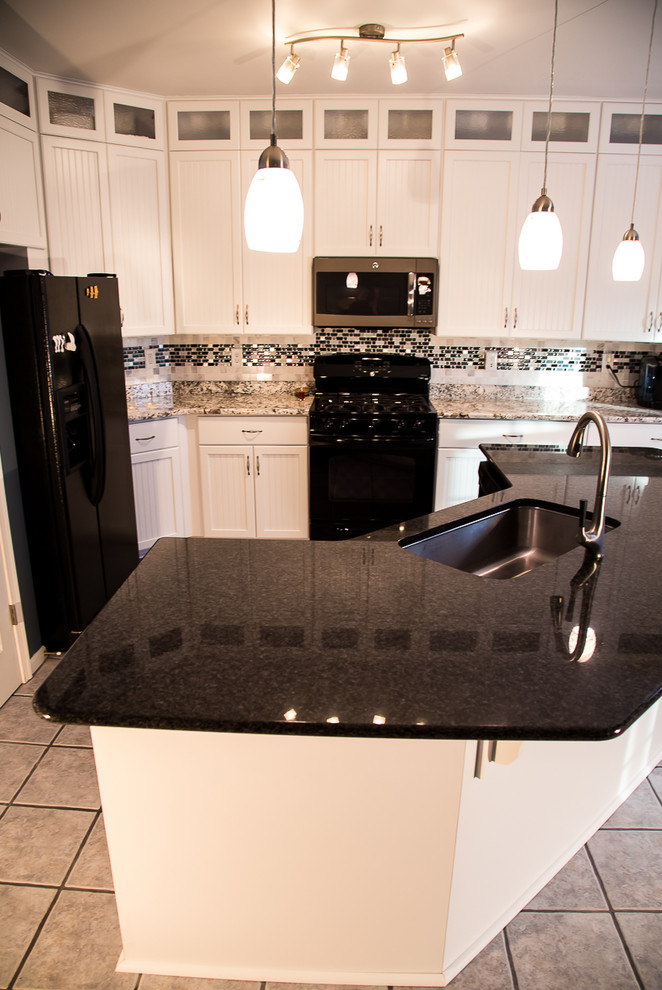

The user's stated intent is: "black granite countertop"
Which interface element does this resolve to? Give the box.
[34,446,662,742]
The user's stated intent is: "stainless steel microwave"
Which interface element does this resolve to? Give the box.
[312,257,439,330]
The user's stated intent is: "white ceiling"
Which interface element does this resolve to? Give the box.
[1,0,661,103]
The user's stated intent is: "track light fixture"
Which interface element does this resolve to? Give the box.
[277,23,464,87]
[518,0,563,271]
[612,0,658,282]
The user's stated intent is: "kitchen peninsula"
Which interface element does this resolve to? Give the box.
[34,444,662,986]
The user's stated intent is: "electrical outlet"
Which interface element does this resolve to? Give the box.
[485,349,498,372]
[604,351,615,371]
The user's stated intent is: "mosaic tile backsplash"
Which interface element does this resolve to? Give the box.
[123,331,651,382]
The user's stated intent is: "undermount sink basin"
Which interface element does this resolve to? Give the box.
[399,498,620,580]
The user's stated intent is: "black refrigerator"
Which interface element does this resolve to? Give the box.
[0,271,139,652]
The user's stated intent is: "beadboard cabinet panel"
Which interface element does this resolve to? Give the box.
[254,446,309,539]
[314,150,377,255]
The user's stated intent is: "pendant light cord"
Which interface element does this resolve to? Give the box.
[271,0,276,142]
[631,0,658,223]
[542,0,558,192]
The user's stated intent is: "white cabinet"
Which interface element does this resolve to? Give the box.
[314,148,440,256]
[198,417,308,540]
[582,154,662,342]
[170,149,312,334]
[438,150,595,337]
[129,418,189,554]
[40,134,174,336]
[0,116,47,248]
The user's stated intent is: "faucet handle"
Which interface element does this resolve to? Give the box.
[579,498,588,534]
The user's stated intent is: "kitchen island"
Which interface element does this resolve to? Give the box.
[34,445,662,985]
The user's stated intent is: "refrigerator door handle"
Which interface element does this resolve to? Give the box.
[76,323,107,506]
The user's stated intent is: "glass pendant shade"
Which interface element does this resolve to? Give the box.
[442,46,462,80]
[244,151,304,253]
[331,47,350,81]
[276,52,300,84]
[389,49,407,85]
[612,227,645,281]
[518,194,563,270]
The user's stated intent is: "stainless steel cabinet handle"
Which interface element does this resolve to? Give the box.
[246,455,251,476]
[379,225,383,247]
[369,224,373,246]
[502,433,524,440]
[245,304,249,325]
[633,484,641,504]
[256,455,260,476]
[647,311,654,332]
[657,312,662,331]
[513,307,518,329]
[504,307,509,328]
[241,429,262,435]
[135,435,156,443]
[624,483,632,504]
[236,305,240,325]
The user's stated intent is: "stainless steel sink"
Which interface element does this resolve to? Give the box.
[399,498,619,580]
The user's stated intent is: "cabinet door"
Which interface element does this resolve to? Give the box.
[131,447,185,553]
[0,50,36,130]
[167,100,240,151]
[376,150,440,255]
[511,152,595,338]
[103,90,164,149]
[199,445,256,538]
[377,100,443,150]
[36,77,106,141]
[106,145,174,335]
[435,449,485,511]
[314,101,379,149]
[40,135,113,276]
[0,117,47,248]
[438,151,519,335]
[254,446,308,540]
[444,100,523,151]
[170,151,243,333]
[240,100,313,150]
[582,155,662,341]
[240,150,312,333]
[314,150,377,254]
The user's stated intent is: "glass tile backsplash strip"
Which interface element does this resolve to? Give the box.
[123,336,647,376]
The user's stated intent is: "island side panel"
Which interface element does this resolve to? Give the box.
[442,698,662,982]
[91,726,466,984]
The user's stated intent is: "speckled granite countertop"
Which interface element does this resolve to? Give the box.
[34,445,662,742]
[126,381,662,425]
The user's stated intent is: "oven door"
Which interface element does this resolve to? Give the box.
[309,439,437,540]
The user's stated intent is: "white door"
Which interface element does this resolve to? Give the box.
[199,445,256,538]
[376,150,441,256]
[254,446,308,539]
[0,456,30,705]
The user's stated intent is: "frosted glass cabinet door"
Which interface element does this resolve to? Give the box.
[107,145,174,335]
[170,151,243,333]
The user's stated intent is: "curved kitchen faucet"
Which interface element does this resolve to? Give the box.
[566,411,612,557]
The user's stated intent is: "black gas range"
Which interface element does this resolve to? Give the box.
[308,354,438,540]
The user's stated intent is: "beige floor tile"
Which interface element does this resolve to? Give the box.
[14,747,100,810]
[140,978,262,989]
[507,912,639,989]
[0,743,45,803]
[14,889,136,990]
[13,660,61,698]
[0,883,56,989]
[525,847,607,910]
[67,815,114,891]
[603,778,662,828]
[53,723,92,748]
[588,829,662,909]
[617,911,662,990]
[0,805,95,885]
[0,697,59,745]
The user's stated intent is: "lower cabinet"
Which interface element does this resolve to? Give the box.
[197,417,308,539]
[129,418,190,554]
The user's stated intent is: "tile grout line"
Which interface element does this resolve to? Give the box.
[502,927,521,990]
[583,842,647,990]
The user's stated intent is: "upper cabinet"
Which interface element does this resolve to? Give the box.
[36,77,106,141]
[444,99,524,152]
[0,52,47,249]
[598,102,662,155]
[167,100,240,150]
[521,101,601,153]
[240,99,313,149]
[102,89,165,149]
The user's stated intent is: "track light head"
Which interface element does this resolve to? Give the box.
[276,47,300,84]
[389,46,407,85]
[331,45,350,81]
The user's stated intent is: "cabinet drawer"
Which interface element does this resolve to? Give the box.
[607,423,662,448]
[438,419,573,448]
[129,417,180,453]
[198,416,307,445]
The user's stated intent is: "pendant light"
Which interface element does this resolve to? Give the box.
[612,0,658,282]
[518,0,563,271]
[244,0,304,253]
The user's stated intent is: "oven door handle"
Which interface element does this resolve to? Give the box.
[407,272,416,317]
